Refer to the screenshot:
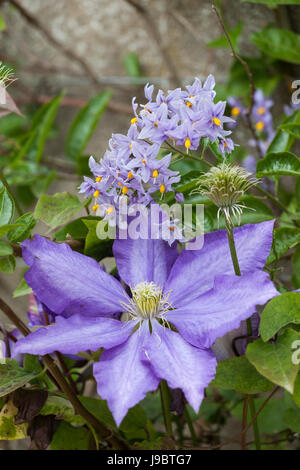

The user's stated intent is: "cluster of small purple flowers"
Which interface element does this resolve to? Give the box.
[79,76,235,225]
[228,89,275,160]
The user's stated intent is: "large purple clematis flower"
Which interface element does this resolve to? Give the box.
[14,221,277,426]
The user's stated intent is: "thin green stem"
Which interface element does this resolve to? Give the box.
[249,396,261,450]
[255,185,287,213]
[224,220,261,451]
[225,221,241,276]
[184,406,197,446]
[0,169,23,216]
[165,141,213,167]
[160,380,173,438]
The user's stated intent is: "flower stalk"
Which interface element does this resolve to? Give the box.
[224,224,261,451]
[160,380,173,438]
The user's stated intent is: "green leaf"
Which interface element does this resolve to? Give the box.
[266,227,300,264]
[66,91,112,161]
[0,186,14,226]
[246,329,300,393]
[260,293,300,341]
[0,241,13,256]
[172,170,203,194]
[13,277,33,298]
[34,192,89,230]
[279,123,300,139]
[267,110,300,154]
[27,94,63,162]
[120,405,148,441]
[78,396,116,429]
[123,52,142,77]
[50,421,92,450]
[0,359,41,397]
[0,400,27,440]
[54,215,98,241]
[251,27,300,64]
[0,223,21,238]
[0,255,15,273]
[256,152,300,178]
[210,356,273,394]
[83,219,113,261]
[0,114,25,137]
[7,212,36,243]
[207,22,243,52]
[0,13,6,31]
[40,396,85,426]
[23,354,42,374]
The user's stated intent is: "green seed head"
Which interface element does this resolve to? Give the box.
[194,162,259,227]
[0,62,16,89]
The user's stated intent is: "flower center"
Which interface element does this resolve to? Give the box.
[121,281,172,321]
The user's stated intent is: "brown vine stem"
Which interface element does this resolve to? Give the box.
[0,297,128,449]
[211,2,264,159]
[196,386,279,450]
[241,394,249,450]
[124,0,179,87]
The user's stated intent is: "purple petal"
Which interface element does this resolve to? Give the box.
[94,323,159,426]
[113,238,178,287]
[165,220,275,306]
[144,322,216,413]
[22,236,128,317]
[165,271,278,349]
[13,315,133,356]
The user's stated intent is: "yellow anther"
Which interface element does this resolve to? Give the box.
[257,106,265,116]
[127,171,133,179]
[170,226,175,231]
[256,121,264,131]
[160,184,165,193]
[106,206,113,215]
[190,95,195,98]
[92,204,99,212]
[93,190,100,198]
[122,186,128,195]
[154,121,158,127]
[152,169,159,178]
[231,107,240,117]
[95,176,102,182]
[131,117,137,124]
[185,138,191,149]
[129,144,132,150]
[186,101,192,108]
[118,181,123,187]
[212,117,221,126]
[142,159,146,165]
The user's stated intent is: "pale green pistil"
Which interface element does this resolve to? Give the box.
[121,281,172,321]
